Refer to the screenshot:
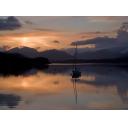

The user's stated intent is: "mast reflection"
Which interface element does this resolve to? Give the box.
[72,78,78,104]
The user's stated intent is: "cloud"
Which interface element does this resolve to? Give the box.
[71,31,116,46]
[87,16,128,22]
[71,25,128,51]
[71,31,118,50]
[78,31,116,39]
[34,28,59,32]
[0,16,22,30]
[34,28,54,31]
[71,37,116,48]
[24,20,34,25]
[2,45,11,50]
[52,40,60,44]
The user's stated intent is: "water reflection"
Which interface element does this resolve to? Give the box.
[0,93,21,109]
[0,64,48,76]
[72,78,80,104]
[0,64,127,109]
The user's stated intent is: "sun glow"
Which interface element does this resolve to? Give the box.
[22,37,30,43]
[11,36,53,48]
[21,37,30,46]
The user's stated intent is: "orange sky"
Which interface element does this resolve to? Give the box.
[0,16,122,51]
[0,30,116,51]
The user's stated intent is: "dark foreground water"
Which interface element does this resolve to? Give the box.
[0,64,128,110]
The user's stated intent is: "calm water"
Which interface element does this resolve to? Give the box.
[0,64,128,110]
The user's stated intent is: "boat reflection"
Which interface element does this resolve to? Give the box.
[72,78,78,104]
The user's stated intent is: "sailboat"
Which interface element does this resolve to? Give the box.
[71,44,81,78]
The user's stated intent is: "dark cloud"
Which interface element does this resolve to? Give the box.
[35,47,41,50]
[24,20,34,25]
[77,31,116,39]
[34,28,57,32]
[2,45,11,50]
[71,37,116,46]
[52,40,60,44]
[71,30,117,47]
[87,16,128,22]
[0,16,22,30]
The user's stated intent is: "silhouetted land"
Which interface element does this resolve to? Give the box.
[0,52,49,76]
[51,56,128,66]
[1,50,128,77]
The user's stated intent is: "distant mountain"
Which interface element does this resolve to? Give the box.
[63,47,95,55]
[7,47,73,62]
[4,44,128,63]
[78,45,128,60]
[8,47,39,58]
[1,46,128,64]
[39,49,73,62]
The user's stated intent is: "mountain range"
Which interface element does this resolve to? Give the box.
[1,47,73,62]
[0,44,128,63]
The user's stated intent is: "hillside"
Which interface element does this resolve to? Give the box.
[0,52,49,76]
[39,49,73,62]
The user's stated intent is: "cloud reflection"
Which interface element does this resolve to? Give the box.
[0,65,127,109]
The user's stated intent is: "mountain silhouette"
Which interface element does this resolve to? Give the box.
[8,46,39,58]
[7,47,73,62]
[39,49,73,62]
[0,51,49,76]
[3,46,128,64]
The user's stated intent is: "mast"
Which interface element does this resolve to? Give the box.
[74,44,77,69]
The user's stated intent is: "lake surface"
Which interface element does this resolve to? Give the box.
[0,64,128,110]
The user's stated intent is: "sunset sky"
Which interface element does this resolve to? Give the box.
[0,16,128,51]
